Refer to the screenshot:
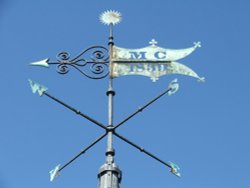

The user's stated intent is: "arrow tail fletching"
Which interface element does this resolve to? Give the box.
[28,79,48,96]
[49,164,61,182]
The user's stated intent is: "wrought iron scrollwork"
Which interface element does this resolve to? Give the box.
[49,46,109,79]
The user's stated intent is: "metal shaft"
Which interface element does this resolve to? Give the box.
[114,132,172,169]
[43,92,107,130]
[107,22,115,161]
[114,87,172,130]
[59,133,107,173]
[98,23,122,188]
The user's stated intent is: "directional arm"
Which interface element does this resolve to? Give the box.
[29,79,107,130]
[50,133,107,181]
[113,132,180,177]
[43,92,107,130]
[114,132,171,168]
[114,79,179,130]
[30,45,110,80]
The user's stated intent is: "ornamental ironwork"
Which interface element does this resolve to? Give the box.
[29,10,204,188]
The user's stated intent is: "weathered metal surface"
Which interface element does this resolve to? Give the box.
[98,163,122,188]
[28,79,48,96]
[112,41,201,62]
[111,41,204,82]
[112,61,204,82]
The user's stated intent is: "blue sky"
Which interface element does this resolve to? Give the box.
[1,0,250,188]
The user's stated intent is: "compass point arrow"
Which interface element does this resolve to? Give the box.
[49,164,61,182]
[168,78,179,96]
[28,79,48,96]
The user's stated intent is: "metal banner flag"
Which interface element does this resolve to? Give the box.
[111,40,204,82]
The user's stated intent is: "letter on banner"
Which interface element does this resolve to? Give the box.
[111,40,204,82]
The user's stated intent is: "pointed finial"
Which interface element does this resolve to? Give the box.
[100,10,122,26]
[149,39,158,47]
[150,76,159,82]
[194,41,201,48]
[198,77,205,82]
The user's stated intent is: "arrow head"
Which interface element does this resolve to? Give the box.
[30,58,49,68]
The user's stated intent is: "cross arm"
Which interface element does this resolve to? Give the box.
[49,133,107,181]
[43,92,107,130]
[113,132,180,177]
[28,79,107,130]
[114,79,179,130]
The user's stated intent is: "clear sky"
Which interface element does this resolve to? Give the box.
[1,0,250,188]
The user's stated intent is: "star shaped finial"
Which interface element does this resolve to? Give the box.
[100,10,122,26]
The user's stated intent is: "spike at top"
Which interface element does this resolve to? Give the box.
[149,39,158,47]
[194,41,201,48]
[100,10,122,26]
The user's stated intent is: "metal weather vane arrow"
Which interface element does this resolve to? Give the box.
[28,10,205,187]
[30,46,109,79]
[28,77,181,181]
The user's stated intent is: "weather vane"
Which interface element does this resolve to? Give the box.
[29,10,204,188]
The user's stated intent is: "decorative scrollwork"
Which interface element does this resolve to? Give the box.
[57,52,70,61]
[57,64,69,74]
[91,63,108,74]
[91,50,106,61]
[48,46,109,79]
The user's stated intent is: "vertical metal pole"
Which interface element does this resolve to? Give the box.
[98,23,122,188]
[107,23,115,156]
